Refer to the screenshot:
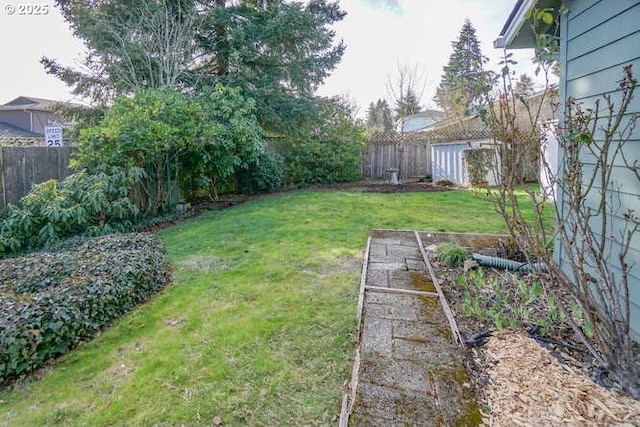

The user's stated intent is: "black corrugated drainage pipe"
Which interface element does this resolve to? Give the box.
[471,253,548,273]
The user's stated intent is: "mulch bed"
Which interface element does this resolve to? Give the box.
[482,331,640,426]
[307,178,455,193]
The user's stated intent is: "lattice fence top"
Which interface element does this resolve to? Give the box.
[0,137,77,147]
[367,129,494,145]
[0,137,44,147]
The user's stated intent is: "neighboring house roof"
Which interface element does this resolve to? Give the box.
[403,110,446,122]
[410,90,557,142]
[0,121,41,137]
[493,0,559,49]
[0,96,71,112]
[399,110,446,133]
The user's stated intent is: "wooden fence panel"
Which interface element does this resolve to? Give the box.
[1,146,77,210]
[363,139,432,179]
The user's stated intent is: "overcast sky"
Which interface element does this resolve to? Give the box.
[0,0,541,113]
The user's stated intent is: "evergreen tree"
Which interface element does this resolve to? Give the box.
[366,99,394,131]
[515,73,536,96]
[43,0,346,134]
[434,20,494,118]
[196,0,346,133]
[43,0,200,105]
[394,88,421,121]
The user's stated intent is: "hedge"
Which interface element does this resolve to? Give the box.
[0,233,169,384]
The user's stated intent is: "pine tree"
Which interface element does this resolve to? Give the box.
[366,99,394,131]
[515,73,535,96]
[434,20,494,119]
[394,88,421,121]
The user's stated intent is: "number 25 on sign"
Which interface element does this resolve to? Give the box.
[44,126,63,147]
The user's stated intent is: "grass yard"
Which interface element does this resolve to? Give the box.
[0,189,515,426]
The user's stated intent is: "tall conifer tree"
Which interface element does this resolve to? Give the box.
[394,88,422,121]
[43,0,346,133]
[366,99,394,131]
[434,20,494,119]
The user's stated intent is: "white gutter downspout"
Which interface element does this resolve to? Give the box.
[24,109,34,133]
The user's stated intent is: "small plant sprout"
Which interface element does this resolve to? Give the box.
[436,243,471,267]
[453,268,564,334]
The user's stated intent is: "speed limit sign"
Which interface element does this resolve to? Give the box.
[44,126,63,147]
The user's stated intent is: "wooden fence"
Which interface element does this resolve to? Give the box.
[363,130,495,179]
[0,146,77,210]
[363,138,432,179]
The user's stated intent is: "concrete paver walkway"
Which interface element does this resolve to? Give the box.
[343,229,481,426]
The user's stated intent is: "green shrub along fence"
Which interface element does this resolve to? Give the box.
[0,166,141,255]
[0,233,169,384]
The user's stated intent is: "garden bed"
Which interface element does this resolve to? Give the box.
[421,233,640,425]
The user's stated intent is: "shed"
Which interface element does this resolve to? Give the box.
[431,139,501,187]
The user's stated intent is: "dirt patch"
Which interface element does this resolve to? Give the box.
[200,180,454,209]
[307,179,455,193]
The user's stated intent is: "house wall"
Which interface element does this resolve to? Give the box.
[557,0,640,340]
[0,110,62,135]
[31,111,62,135]
[0,111,30,132]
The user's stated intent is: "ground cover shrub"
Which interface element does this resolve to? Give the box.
[0,233,169,384]
[0,166,142,256]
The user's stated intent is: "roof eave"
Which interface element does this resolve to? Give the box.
[493,0,540,50]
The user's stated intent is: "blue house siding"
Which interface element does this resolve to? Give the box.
[557,0,640,340]
[0,111,30,133]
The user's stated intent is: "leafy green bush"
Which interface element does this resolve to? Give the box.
[0,166,142,255]
[236,151,284,194]
[0,233,169,384]
[283,138,363,185]
[463,148,493,185]
[435,243,470,267]
[280,99,365,185]
[76,85,265,209]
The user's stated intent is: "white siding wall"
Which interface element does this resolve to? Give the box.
[558,0,640,340]
[431,139,500,186]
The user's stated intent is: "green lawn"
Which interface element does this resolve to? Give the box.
[0,189,513,426]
